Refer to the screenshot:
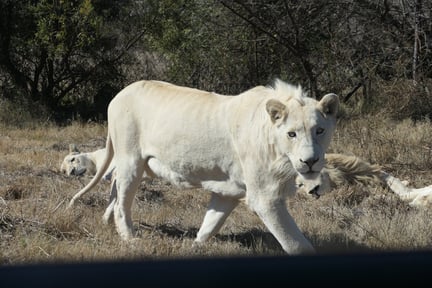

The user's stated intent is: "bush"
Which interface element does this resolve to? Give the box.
[0,98,50,128]
[381,79,432,121]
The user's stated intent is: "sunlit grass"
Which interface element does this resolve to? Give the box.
[1,116,432,265]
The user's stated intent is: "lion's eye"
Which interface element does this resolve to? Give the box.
[70,157,75,162]
[288,132,296,138]
[316,128,325,135]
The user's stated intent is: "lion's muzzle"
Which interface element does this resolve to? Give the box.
[70,167,87,176]
[308,185,321,199]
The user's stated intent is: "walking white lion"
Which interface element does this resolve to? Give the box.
[68,79,339,255]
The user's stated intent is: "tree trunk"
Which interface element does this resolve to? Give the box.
[412,0,422,85]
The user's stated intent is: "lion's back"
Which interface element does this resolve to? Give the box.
[104,80,275,194]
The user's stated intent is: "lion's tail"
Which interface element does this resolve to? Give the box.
[67,132,114,208]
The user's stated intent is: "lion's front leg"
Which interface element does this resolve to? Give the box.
[195,192,240,243]
[248,194,315,255]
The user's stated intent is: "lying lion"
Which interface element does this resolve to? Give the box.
[62,147,432,207]
[60,144,115,180]
[297,153,432,207]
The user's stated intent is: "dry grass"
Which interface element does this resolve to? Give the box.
[1,116,432,266]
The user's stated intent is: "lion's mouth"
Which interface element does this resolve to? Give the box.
[308,185,321,199]
[70,167,87,176]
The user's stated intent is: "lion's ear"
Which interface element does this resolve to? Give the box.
[69,144,79,153]
[266,99,287,123]
[318,93,339,117]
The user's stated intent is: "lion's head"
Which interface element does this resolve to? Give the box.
[60,144,97,176]
[266,80,339,197]
[295,169,332,199]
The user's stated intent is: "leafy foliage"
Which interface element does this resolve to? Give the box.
[0,0,128,121]
[0,0,431,122]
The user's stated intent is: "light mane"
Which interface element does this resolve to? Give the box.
[272,78,306,105]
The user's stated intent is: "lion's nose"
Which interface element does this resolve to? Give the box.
[300,157,319,169]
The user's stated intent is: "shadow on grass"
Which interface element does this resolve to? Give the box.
[138,222,372,254]
[138,222,281,252]
[309,232,374,255]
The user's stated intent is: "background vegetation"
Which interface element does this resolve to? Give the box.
[1,0,431,122]
[1,0,432,265]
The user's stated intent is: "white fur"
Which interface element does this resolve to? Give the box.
[382,172,432,207]
[67,80,339,255]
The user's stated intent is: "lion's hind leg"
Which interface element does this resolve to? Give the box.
[409,187,432,207]
[102,176,117,225]
[113,157,145,240]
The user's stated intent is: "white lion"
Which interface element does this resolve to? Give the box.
[68,79,339,255]
[60,144,115,179]
[297,153,432,207]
